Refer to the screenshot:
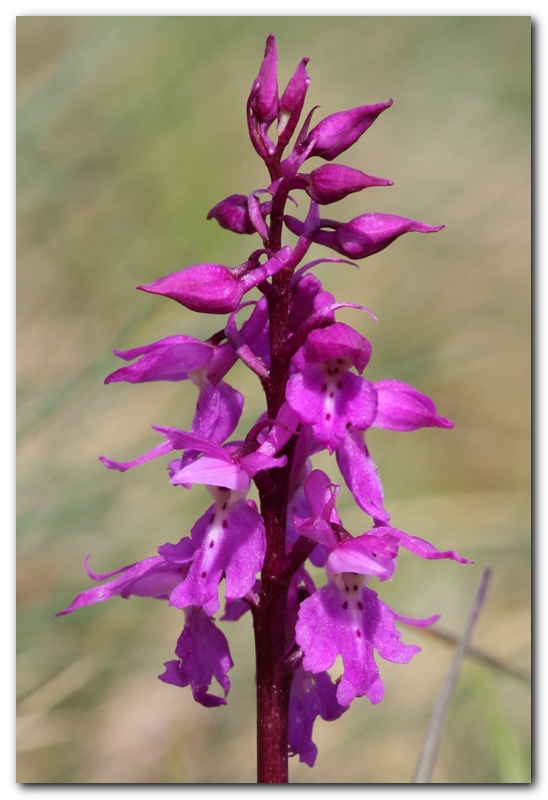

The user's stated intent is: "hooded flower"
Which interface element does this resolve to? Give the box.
[285,211,444,260]
[165,487,266,617]
[285,322,377,453]
[294,470,470,707]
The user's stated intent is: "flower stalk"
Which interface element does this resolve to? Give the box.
[57,35,470,783]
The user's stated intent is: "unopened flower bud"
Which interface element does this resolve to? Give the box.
[335,213,444,258]
[277,57,311,145]
[306,164,393,204]
[305,101,393,161]
[138,263,244,314]
[248,34,279,125]
[207,194,256,235]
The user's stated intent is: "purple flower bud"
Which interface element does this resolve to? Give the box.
[335,213,445,259]
[207,194,256,235]
[277,57,311,146]
[249,34,279,126]
[305,101,393,161]
[247,35,279,158]
[306,164,393,205]
[138,263,244,314]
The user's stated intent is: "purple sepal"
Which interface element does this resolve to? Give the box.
[191,380,244,444]
[301,322,372,373]
[105,336,213,384]
[56,554,190,615]
[288,666,346,767]
[158,606,233,707]
[373,379,454,431]
[293,469,340,550]
[376,527,472,565]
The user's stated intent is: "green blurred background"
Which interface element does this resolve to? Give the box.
[16,16,531,783]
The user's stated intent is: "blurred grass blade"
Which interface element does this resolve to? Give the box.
[413,566,493,783]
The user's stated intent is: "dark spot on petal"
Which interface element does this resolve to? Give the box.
[357,601,363,610]
[345,585,350,593]
[329,392,334,398]
[209,513,215,523]
[342,601,348,610]
[201,571,207,578]
[222,520,228,529]
[353,585,358,592]
[356,629,362,637]
[321,383,327,392]
[337,359,344,365]
[337,381,343,389]
[333,367,339,374]
[222,502,228,510]
[326,413,331,420]
[209,540,215,548]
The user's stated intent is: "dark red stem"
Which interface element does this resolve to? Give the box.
[251,156,295,784]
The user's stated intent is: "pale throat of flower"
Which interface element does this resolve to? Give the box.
[332,571,371,595]
[207,485,245,508]
[188,367,208,390]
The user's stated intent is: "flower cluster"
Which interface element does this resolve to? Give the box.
[58,36,469,771]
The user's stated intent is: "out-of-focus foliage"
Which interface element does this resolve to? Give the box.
[17,16,530,783]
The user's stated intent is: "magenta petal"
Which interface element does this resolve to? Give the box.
[325,538,393,580]
[296,583,420,708]
[152,427,230,461]
[158,607,233,707]
[286,369,376,453]
[99,439,174,473]
[393,610,441,628]
[171,456,251,493]
[392,529,472,564]
[295,582,382,707]
[288,667,346,767]
[169,500,265,616]
[303,322,372,373]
